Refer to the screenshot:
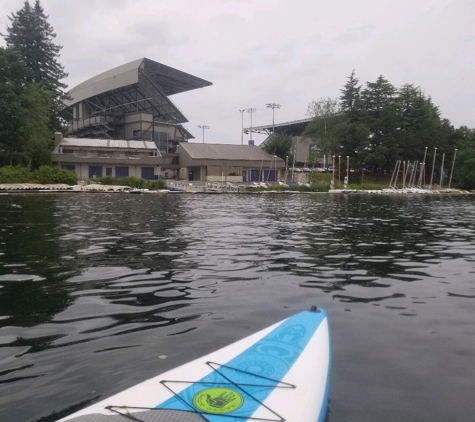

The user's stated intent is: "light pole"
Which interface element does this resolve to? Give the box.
[246,108,256,144]
[266,103,281,134]
[198,125,209,144]
[239,109,245,145]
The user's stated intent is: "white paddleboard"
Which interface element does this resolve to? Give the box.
[58,307,331,422]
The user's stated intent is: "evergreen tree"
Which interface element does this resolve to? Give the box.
[0,46,52,167]
[2,0,68,131]
[361,75,396,122]
[21,83,54,167]
[336,71,461,177]
[339,70,371,174]
[339,69,363,123]
[397,84,445,162]
[360,75,399,172]
[0,47,28,165]
[451,127,475,190]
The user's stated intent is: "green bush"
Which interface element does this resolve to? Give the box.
[454,148,475,190]
[310,173,333,183]
[95,176,116,186]
[0,165,32,183]
[146,179,167,190]
[96,176,166,190]
[119,176,145,188]
[0,165,77,185]
[311,183,330,192]
[455,159,475,190]
[32,166,77,185]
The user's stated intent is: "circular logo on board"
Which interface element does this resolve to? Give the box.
[193,388,244,414]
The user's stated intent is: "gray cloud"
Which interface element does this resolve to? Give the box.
[1,0,474,144]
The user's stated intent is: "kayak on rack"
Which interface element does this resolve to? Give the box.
[59,306,331,422]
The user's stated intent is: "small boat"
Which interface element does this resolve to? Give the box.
[58,307,331,422]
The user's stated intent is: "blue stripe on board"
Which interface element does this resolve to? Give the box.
[317,316,331,422]
[156,310,328,422]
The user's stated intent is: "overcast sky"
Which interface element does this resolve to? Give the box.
[1,0,474,145]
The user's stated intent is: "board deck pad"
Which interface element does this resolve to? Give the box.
[66,409,206,421]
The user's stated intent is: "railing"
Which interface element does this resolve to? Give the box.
[68,116,115,131]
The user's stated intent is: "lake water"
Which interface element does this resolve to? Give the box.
[0,192,474,422]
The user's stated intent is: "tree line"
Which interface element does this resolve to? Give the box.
[304,71,475,188]
[0,0,67,168]
[264,71,475,189]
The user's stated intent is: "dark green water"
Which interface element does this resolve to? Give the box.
[0,192,474,422]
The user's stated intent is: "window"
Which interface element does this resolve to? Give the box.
[89,166,102,178]
[141,167,154,180]
[116,167,129,178]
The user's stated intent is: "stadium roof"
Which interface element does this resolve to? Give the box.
[178,143,284,162]
[245,117,313,136]
[66,58,213,106]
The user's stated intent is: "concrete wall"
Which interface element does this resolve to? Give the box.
[180,166,283,183]
[207,175,243,183]
[293,136,313,164]
[292,136,331,167]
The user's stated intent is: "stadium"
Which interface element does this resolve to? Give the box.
[54,58,285,182]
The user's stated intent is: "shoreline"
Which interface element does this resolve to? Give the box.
[0,183,471,195]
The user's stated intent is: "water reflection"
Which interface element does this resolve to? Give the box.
[0,193,474,422]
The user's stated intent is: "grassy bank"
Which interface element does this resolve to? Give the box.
[310,172,394,190]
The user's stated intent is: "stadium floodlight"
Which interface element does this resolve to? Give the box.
[246,108,257,144]
[198,125,210,143]
[239,109,245,145]
[266,103,281,134]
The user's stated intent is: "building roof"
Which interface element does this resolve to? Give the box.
[179,143,284,162]
[59,138,158,150]
[66,58,213,106]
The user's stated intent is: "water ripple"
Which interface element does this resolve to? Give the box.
[1,194,475,422]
